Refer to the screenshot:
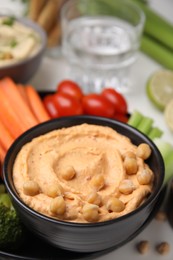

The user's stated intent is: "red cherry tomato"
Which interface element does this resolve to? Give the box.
[57,80,83,101]
[101,88,128,114]
[43,95,59,118]
[52,92,83,117]
[113,113,129,123]
[82,94,115,117]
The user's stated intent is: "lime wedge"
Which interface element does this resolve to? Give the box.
[146,70,173,110]
[164,99,173,132]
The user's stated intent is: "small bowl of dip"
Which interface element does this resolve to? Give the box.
[3,115,164,253]
[0,15,46,83]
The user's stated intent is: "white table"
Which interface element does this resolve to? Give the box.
[1,0,173,259]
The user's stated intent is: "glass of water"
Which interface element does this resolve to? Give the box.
[60,0,145,93]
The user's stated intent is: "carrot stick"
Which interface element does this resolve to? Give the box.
[0,78,39,128]
[0,88,27,138]
[17,84,30,106]
[0,138,7,159]
[25,85,50,123]
[0,121,14,151]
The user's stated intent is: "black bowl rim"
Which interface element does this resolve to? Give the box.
[3,115,165,228]
[0,15,47,70]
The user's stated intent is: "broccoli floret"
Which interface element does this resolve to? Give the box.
[0,193,24,250]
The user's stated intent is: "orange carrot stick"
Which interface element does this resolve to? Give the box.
[0,78,39,128]
[0,88,27,138]
[17,84,30,106]
[25,85,50,123]
[0,140,6,161]
[0,120,14,151]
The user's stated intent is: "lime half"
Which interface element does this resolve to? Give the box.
[164,99,173,132]
[146,70,173,110]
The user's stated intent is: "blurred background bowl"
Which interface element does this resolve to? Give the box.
[3,116,164,253]
[0,16,47,83]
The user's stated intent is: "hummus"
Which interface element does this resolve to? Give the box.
[13,124,154,223]
[0,16,41,67]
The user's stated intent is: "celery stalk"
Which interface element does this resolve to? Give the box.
[141,34,173,70]
[153,139,173,160]
[84,0,173,67]
[164,151,173,185]
[128,110,143,128]
[137,116,154,135]
[130,0,173,50]
[148,127,163,140]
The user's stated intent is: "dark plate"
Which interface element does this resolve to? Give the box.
[0,187,166,260]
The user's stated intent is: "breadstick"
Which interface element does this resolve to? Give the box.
[47,22,62,47]
[28,0,46,21]
[37,0,64,33]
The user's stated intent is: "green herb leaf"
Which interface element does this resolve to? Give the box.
[2,16,15,26]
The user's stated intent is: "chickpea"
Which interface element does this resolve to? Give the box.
[136,240,150,254]
[86,191,102,206]
[106,197,125,213]
[156,242,170,255]
[46,184,63,198]
[136,143,151,160]
[23,180,39,196]
[119,179,135,195]
[124,157,138,175]
[137,168,153,185]
[90,174,105,191]
[50,196,66,215]
[61,166,76,181]
[122,151,136,160]
[82,203,99,222]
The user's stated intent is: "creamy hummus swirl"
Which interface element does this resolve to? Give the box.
[13,124,154,223]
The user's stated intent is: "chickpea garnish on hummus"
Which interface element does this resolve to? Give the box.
[13,124,154,223]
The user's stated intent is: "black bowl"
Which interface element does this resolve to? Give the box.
[0,16,47,83]
[3,116,164,253]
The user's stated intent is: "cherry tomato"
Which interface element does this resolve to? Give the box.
[82,94,115,117]
[43,95,59,118]
[113,113,129,123]
[52,92,83,117]
[57,80,83,101]
[101,88,128,114]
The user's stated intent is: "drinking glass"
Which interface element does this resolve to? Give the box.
[60,0,145,93]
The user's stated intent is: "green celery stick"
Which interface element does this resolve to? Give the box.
[153,139,173,185]
[141,35,173,70]
[128,110,144,128]
[136,116,154,135]
[164,151,173,185]
[154,139,173,160]
[148,127,163,140]
[130,0,173,50]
